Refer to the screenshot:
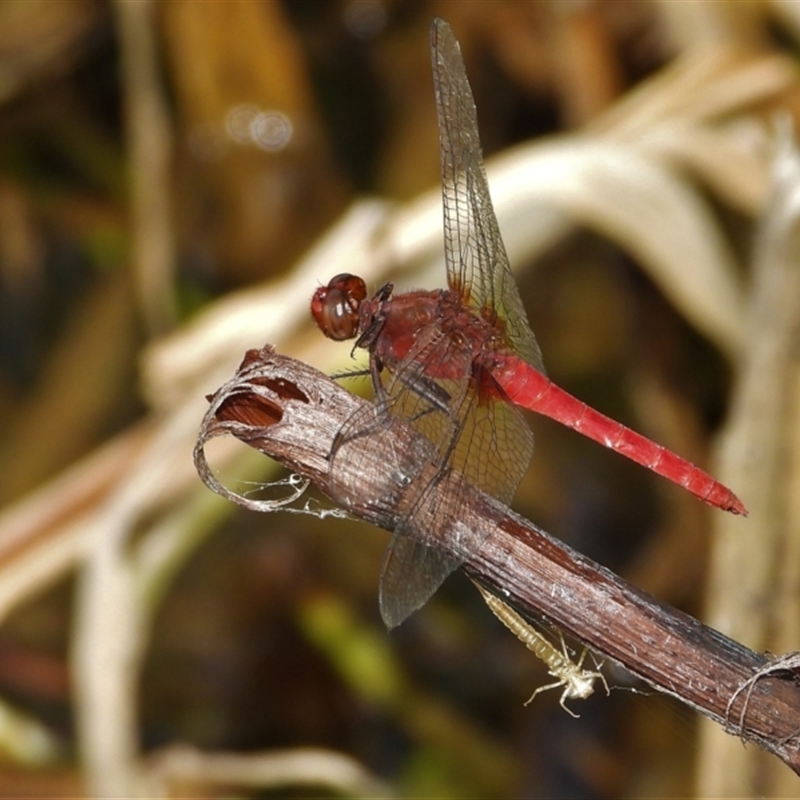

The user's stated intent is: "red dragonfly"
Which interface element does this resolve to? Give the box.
[311,18,746,628]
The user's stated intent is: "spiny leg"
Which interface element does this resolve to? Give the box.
[524,679,582,719]
[571,644,610,697]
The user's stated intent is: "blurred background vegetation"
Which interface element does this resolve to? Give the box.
[0,0,799,796]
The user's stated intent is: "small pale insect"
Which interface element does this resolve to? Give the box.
[475,583,609,718]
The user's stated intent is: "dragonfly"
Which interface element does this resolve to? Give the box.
[311,18,747,628]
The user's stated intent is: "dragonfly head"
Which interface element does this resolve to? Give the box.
[310,273,367,341]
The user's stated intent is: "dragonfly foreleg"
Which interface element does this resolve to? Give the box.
[393,371,453,418]
[330,366,371,381]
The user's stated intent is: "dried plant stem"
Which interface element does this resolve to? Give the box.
[698,124,800,795]
[146,745,392,798]
[114,0,176,335]
[195,347,800,774]
[73,405,201,797]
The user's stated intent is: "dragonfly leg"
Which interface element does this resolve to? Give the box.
[525,679,571,708]
[353,282,394,354]
[563,639,610,698]
[330,366,371,381]
[597,670,611,697]
[575,646,610,697]
[398,372,453,416]
[527,680,582,719]
[560,633,579,664]
[559,691,582,719]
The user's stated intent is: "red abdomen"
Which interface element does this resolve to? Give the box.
[493,354,747,515]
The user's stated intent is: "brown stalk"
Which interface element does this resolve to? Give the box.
[194,346,800,775]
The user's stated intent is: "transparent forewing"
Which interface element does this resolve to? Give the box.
[430,18,545,373]
[328,323,473,627]
[450,383,533,507]
[379,535,461,629]
[332,21,544,629]
[331,321,465,487]
[372,321,533,627]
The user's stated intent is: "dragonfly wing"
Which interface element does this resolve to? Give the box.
[381,327,534,626]
[328,21,543,627]
[328,323,455,506]
[330,314,534,627]
[379,534,460,629]
[454,381,534,507]
[430,18,545,374]
[377,382,533,628]
[328,323,476,625]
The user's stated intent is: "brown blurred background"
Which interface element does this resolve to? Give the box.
[0,0,798,797]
